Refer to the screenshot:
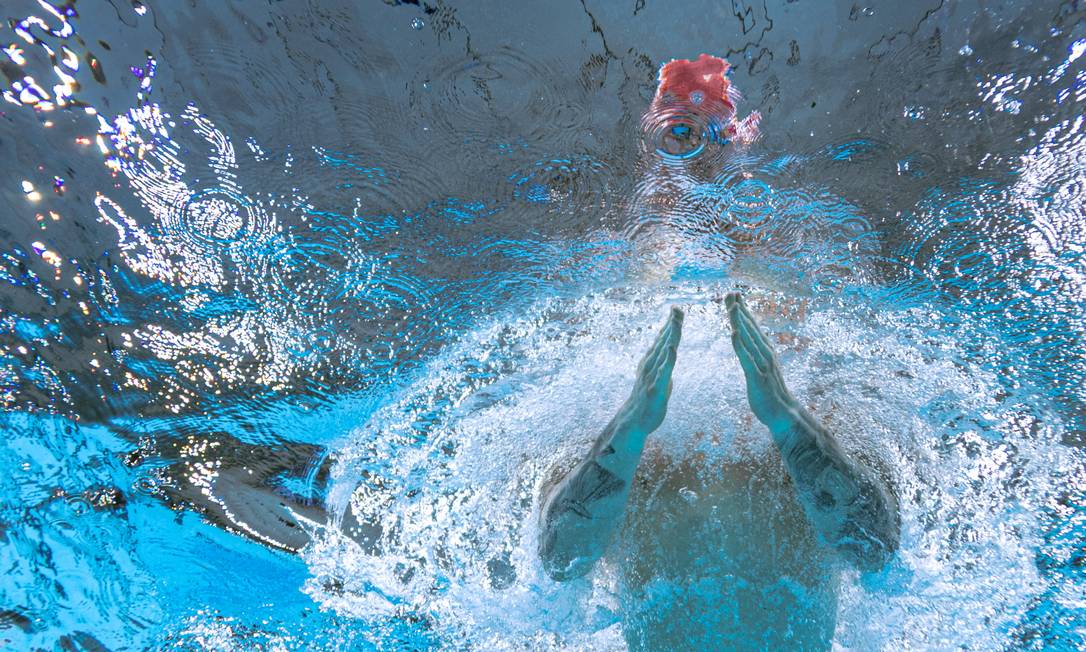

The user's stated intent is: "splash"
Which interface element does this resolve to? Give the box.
[303,282,1078,649]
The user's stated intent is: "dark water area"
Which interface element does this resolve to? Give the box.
[0,1,1084,649]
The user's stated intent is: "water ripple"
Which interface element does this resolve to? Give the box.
[419,47,586,148]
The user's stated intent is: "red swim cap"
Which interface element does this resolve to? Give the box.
[643,54,761,154]
[651,53,736,124]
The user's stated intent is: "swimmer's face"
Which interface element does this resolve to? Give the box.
[655,121,712,158]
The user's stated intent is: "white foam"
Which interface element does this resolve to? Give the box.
[304,283,1077,649]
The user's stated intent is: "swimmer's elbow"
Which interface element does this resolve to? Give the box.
[841,534,897,573]
[541,554,594,582]
[839,499,900,572]
[538,527,596,581]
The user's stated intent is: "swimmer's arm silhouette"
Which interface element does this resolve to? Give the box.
[538,308,683,581]
[726,292,899,571]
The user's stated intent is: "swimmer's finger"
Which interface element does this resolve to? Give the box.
[735,295,775,356]
[644,309,681,377]
[652,311,678,365]
[736,306,796,404]
[651,347,671,385]
[733,304,772,376]
[732,329,761,380]
[651,346,677,399]
[734,301,775,374]
[649,321,682,383]
[724,292,740,313]
[729,307,764,378]
[725,293,744,359]
[641,325,670,381]
[660,342,678,379]
[659,308,683,355]
[665,307,684,351]
[637,318,670,376]
[729,293,764,369]
[739,326,771,377]
[735,307,771,369]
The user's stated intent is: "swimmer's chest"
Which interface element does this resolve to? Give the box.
[613,453,840,651]
[620,453,829,584]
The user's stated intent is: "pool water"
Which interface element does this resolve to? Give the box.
[1,1,1084,649]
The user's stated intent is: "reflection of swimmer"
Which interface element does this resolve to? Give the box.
[537,295,899,649]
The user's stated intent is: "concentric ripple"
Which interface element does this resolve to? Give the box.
[172,189,262,249]
[508,155,615,217]
[420,47,587,146]
[639,101,729,166]
[265,237,366,311]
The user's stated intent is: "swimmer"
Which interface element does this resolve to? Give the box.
[539,54,899,650]
[538,296,899,649]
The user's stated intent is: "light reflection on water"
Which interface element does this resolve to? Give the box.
[0,0,1084,649]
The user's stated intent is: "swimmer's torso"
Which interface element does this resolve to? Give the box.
[613,443,839,652]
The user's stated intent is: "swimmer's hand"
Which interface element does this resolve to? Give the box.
[726,292,899,572]
[725,292,802,432]
[610,306,684,453]
[538,307,683,581]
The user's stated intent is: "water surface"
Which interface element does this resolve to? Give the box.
[0,1,1084,649]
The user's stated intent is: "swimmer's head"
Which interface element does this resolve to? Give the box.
[653,54,736,122]
[642,54,761,157]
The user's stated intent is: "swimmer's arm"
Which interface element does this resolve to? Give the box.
[772,408,900,572]
[538,308,683,581]
[726,293,899,571]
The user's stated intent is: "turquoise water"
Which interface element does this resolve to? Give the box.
[1,1,1085,649]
